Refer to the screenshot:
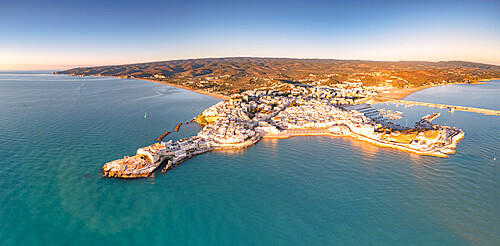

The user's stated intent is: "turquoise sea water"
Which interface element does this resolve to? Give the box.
[0,72,498,245]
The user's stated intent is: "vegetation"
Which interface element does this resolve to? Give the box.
[286,101,303,108]
[196,114,218,125]
[56,57,500,94]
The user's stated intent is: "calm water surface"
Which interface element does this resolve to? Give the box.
[0,72,498,245]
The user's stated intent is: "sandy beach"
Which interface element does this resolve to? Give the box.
[114,75,496,101]
[382,81,491,100]
[139,77,496,101]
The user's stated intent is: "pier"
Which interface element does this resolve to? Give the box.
[174,123,182,131]
[343,103,404,124]
[377,97,500,116]
[156,131,171,141]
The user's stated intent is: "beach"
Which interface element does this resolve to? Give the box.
[75,73,498,102]
[139,76,494,102]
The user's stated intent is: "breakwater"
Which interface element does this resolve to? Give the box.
[377,97,500,116]
[156,131,171,141]
[174,123,182,131]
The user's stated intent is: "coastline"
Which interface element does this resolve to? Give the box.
[263,130,460,158]
[133,78,230,100]
[478,78,499,82]
[139,77,495,101]
[5,71,498,245]
[383,80,493,100]
[100,79,470,179]
[61,73,497,102]
[58,73,230,100]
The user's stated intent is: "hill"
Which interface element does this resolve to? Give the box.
[56,57,500,95]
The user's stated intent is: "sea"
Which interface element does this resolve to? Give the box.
[0,71,498,245]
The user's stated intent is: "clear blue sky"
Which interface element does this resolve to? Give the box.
[1,0,499,69]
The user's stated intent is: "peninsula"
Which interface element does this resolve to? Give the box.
[54,57,500,178]
[102,83,465,178]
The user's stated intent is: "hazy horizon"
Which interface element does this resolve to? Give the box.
[1,0,499,70]
[2,56,500,72]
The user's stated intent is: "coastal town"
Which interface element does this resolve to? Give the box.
[102,83,466,178]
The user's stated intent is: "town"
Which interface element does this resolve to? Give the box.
[102,83,465,178]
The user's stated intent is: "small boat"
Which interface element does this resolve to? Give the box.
[144,112,147,119]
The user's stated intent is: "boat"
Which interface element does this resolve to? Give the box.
[144,112,147,119]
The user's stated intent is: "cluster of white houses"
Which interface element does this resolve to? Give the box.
[103,84,464,178]
[197,101,256,144]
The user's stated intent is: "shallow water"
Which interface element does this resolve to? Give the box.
[0,73,498,245]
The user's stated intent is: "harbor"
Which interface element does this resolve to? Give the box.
[375,97,500,116]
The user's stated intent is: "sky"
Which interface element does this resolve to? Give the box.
[0,0,499,70]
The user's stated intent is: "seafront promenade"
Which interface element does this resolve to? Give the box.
[263,124,463,158]
[263,128,334,139]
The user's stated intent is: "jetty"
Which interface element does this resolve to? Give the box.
[377,97,500,116]
[156,131,171,141]
[174,123,182,131]
[343,103,405,125]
